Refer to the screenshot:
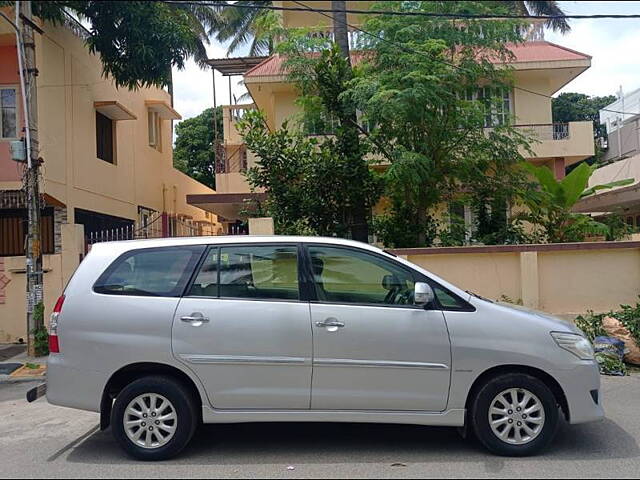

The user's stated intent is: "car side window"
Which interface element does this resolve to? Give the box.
[308,246,415,306]
[216,245,300,301]
[188,247,219,297]
[94,246,204,297]
[432,284,472,311]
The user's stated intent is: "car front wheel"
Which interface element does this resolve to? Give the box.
[471,373,560,456]
[111,376,198,461]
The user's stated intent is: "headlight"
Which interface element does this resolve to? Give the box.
[551,332,594,360]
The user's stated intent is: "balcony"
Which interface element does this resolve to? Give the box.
[214,143,261,194]
[223,104,256,145]
[514,121,595,164]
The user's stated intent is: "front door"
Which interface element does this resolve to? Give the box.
[307,245,452,412]
[173,244,312,409]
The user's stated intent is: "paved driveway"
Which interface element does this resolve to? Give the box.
[1,376,639,479]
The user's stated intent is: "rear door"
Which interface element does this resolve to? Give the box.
[172,243,313,409]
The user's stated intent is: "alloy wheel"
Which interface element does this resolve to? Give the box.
[488,388,546,445]
[123,393,178,449]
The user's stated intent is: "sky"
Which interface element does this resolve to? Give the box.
[172,0,640,126]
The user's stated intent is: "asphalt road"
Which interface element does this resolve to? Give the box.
[1,376,640,479]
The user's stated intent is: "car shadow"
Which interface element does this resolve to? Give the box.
[63,417,639,466]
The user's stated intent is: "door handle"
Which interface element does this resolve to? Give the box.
[315,318,345,329]
[181,313,210,326]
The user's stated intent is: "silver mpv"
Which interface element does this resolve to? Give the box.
[33,236,604,460]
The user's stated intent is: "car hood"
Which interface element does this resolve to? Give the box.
[492,301,583,335]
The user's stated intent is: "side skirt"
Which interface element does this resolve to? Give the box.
[202,407,466,427]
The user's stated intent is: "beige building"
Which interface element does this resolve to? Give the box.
[574,98,640,226]
[188,1,595,223]
[0,11,220,342]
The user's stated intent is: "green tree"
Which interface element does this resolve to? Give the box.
[552,92,617,143]
[16,1,222,90]
[277,33,377,241]
[522,162,634,243]
[347,1,533,246]
[238,110,381,236]
[174,107,223,190]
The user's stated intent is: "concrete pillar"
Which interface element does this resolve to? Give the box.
[520,251,539,309]
[60,223,84,285]
[248,217,275,235]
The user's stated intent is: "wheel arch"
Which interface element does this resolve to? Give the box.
[464,364,570,422]
[100,362,205,430]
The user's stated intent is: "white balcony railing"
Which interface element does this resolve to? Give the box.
[513,123,571,141]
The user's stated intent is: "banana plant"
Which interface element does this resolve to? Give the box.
[521,162,634,243]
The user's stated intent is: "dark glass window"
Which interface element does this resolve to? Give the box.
[432,284,469,310]
[96,112,114,163]
[188,248,219,297]
[308,246,415,306]
[218,245,299,300]
[94,246,204,297]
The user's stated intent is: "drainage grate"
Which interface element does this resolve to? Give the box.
[0,345,26,362]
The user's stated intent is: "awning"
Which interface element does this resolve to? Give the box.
[574,182,640,214]
[145,100,182,120]
[94,101,137,121]
[187,192,267,221]
[206,56,268,76]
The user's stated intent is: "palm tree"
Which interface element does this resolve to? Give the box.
[506,1,571,33]
[215,0,274,56]
[165,2,224,102]
[213,1,569,58]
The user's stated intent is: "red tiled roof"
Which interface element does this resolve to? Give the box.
[244,41,590,78]
[506,41,591,62]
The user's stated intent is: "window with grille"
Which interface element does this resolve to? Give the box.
[465,87,513,127]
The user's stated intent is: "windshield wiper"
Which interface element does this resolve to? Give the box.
[466,290,494,303]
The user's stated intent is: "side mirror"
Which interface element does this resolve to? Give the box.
[414,282,435,307]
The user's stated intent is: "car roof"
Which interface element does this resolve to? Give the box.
[88,235,386,255]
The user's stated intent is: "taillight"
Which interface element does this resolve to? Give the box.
[49,295,65,354]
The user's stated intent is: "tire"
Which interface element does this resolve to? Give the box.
[111,375,199,461]
[470,373,559,457]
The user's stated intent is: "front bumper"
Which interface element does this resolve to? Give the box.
[553,361,605,424]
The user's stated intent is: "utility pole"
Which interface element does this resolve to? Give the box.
[332,0,369,242]
[19,1,44,357]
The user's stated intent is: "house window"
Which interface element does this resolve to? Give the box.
[148,111,162,151]
[1,208,54,257]
[1,87,18,139]
[480,87,512,127]
[466,87,513,127]
[96,111,115,164]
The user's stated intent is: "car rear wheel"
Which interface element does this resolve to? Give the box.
[111,376,198,461]
[471,373,559,456]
